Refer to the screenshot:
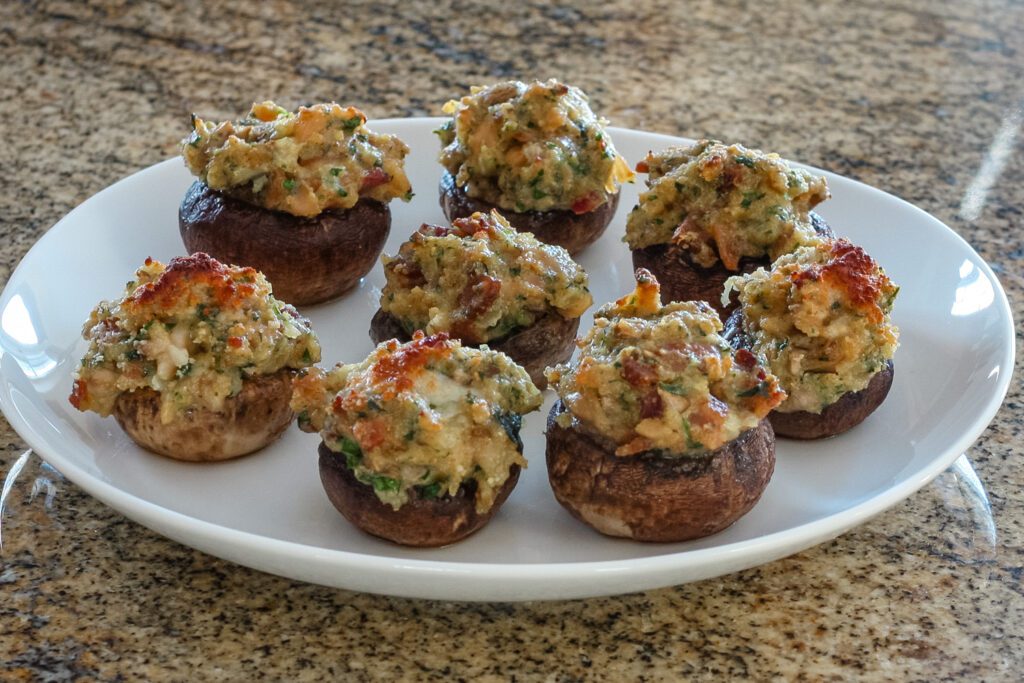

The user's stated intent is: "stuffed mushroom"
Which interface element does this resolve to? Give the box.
[723,238,899,439]
[179,101,412,305]
[370,210,593,388]
[544,269,786,542]
[292,332,542,547]
[627,140,832,315]
[436,79,634,254]
[69,253,321,461]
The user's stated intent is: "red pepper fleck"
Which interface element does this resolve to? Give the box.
[734,348,758,370]
[571,192,602,215]
[361,168,390,190]
[68,379,87,409]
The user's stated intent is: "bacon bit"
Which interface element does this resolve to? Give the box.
[451,211,501,239]
[450,274,501,342]
[687,396,729,448]
[68,379,87,410]
[416,222,458,239]
[361,167,390,191]
[684,397,733,450]
[98,317,120,334]
[718,164,744,194]
[370,332,452,398]
[792,239,889,322]
[682,342,718,361]
[621,355,658,388]
[734,348,758,370]
[690,395,729,427]
[450,215,493,239]
[571,191,603,215]
[126,253,258,313]
[639,390,664,419]
[227,336,243,348]
[710,222,742,271]
[388,258,426,289]
[698,152,725,182]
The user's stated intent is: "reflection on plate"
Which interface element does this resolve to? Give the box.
[0,119,1014,601]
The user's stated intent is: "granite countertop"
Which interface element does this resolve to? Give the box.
[2,1,1022,679]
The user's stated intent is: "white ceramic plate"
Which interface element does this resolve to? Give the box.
[0,119,1014,601]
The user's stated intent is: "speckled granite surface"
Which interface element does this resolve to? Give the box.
[1,0,1022,679]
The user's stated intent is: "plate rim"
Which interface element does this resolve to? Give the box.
[0,118,1015,601]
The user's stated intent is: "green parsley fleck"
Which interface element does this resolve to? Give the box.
[740,191,765,208]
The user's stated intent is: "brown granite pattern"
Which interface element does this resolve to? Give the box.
[1,0,1023,679]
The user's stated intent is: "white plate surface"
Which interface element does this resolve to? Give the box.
[0,119,1014,601]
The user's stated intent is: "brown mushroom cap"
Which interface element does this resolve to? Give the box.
[768,363,894,439]
[113,369,295,462]
[439,171,619,255]
[630,212,834,317]
[545,400,776,542]
[179,181,390,306]
[368,308,579,390]
[317,441,522,547]
[723,309,895,439]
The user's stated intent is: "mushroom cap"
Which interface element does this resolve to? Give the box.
[179,181,390,306]
[545,400,776,542]
[113,369,295,462]
[317,441,522,547]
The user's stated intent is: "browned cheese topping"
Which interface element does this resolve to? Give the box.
[626,140,829,269]
[437,79,633,213]
[292,333,541,512]
[71,253,320,423]
[546,270,785,456]
[183,101,411,217]
[725,239,899,413]
[380,210,592,343]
